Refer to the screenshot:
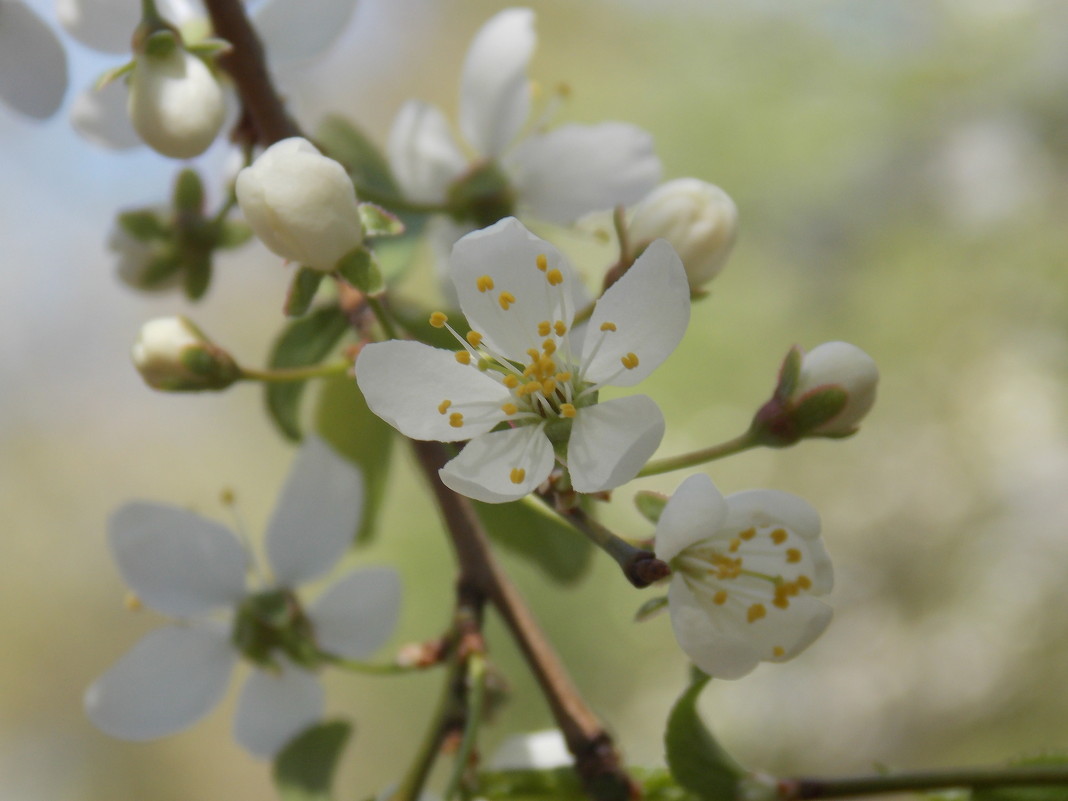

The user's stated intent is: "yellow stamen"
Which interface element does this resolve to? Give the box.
[554,321,567,336]
[455,350,471,365]
[429,311,448,328]
[476,275,494,292]
[773,646,785,658]
[503,375,519,389]
[438,400,452,415]
[560,403,577,418]
[539,356,555,374]
[541,379,557,395]
[542,339,557,355]
[771,528,787,545]
[786,548,802,563]
[501,402,518,415]
[466,330,483,347]
[713,590,728,605]
[621,352,640,370]
[728,538,741,553]
[600,321,617,332]
[546,268,563,286]
[124,592,143,612]
[449,412,464,428]
[773,596,790,609]
[555,371,572,382]
[510,467,526,484]
[797,575,813,590]
[739,527,756,541]
[499,291,515,310]
[538,320,551,337]
[747,603,766,623]
[535,254,548,272]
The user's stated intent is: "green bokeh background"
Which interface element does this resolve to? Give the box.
[4,0,1068,798]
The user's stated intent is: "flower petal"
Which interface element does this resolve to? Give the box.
[439,425,553,504]
[55,0,136,53]
[308,567,401,659]
[582,239,689,387]
[356,340,511,441]
[568,395,664,493]
[233,663,324,758]
[388,100,467,204]
[109,502,248,617]
[490,730,572,769]
[509,122,661,224]
[654,473,729,563]
[451,217,577,363]
[265,436,363,587]
[0,0,68,119]
[251,0,358,66]
[85,623,235,740]
[668,576,763,679]
[70,82,143,150]
[459,7,535,158]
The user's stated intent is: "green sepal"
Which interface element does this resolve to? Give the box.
[792,387,848,433]
[664,672,745,801]
[315,115,399,197]
[635,490,668,524]
[173,168,204,213]
[215,219,253,249]
[473,498,594,584]
[273,720,352,801]
[774,345,803,402]
[143,28,179,58]
[285,267,326,317]
[358,202,405,237]
[335,246,383,295]
[634,595,669,622]
[95,60,135,90]
[182,249,213,301]
[265,305,350,441]
[117,209,169,241]
[315,375,394,544]
[186,37,232,58]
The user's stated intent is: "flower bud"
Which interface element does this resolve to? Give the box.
[132,316,239,391]
[127,43,227,159]
[236,137,363,272]
[793,341,878,435]
[628,178,738,289]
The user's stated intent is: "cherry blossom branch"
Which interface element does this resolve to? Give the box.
[778,764,1068,799]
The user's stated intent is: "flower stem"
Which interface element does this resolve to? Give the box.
[780,764,1068,800]
[443,653,487,801]
[550,501,669,588]
[237,361,350,383]
[390,659,464,801]
[638,430,759,478]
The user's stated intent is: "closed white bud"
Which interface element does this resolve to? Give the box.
[236,137,363,272]
[128,47,226,159]
[794,341,878,435]
[132,316,238,391]
[628,178,739,289]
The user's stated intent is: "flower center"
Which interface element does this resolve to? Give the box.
[231,588,320,669]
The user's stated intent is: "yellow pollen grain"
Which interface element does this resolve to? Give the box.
[538,320,552,336]
[501,403,518,415]
[555,371,572,382]
[510,467,526,484]
[771,528,788,545]
[542,339,557,355]
[541,379,557,395]
[560,403,577,418]
[503,375,519,389]
[429,311,448,328]
[546,268,564,286]
[773,596,790,609]
[124,592,143,612]
[449,412,464,428]
[476,275,494,292]
[600,321,617,332]
[747,603,767,623]
[554,321,567,336]
[536,254,548,272]
[621,352,640,370]
[519,383,541,397]
[739,527,756,541]
[728,538,741,553]
[786,548,802,564]
[773,646,785,658]
[466,330,483,347]
[713,590,728,605]
[499,291,516,310]
[438,399,452,415]
[797,575,813,590]
[455,350,471,365]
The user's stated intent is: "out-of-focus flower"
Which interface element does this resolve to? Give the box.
[654,473,833,679]
[131,315,239,391]
[0,0,68,119]
[628,178,739,291]
[357,217,689,503]
[236,137,363,272]
[489,730,572,770]
[85,437,401,758]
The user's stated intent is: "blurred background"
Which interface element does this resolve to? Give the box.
[4,0,1068,798]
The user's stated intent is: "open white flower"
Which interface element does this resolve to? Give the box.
[356,217,689,503]
[0,0,68,119]
[654,474,833,679]
[85,437,401,758]
[388,8,660,239]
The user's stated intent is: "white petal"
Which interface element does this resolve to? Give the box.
[450,217,577,363]
[439,426,553,504]
[509,123,661,224]
[654,474,728,564]
[251,0,358,66]
[567,395,664,493]
[308,568,401,659]
[582,239,690,387]
[85,623,235,740]
[70,82,142,150]
[109,502,248,617]
[356,340,511,441]
[388,101,467,204]
[0,0,67,119]
[668,577,762,679]
[55,0,137,53]
[490,730,572,769]
[233,664,324,758]
[265,436,364,587]
[459,7,534,157]
[765,598,834,663]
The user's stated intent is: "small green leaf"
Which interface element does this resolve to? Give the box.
[173,168,204,213]
[315,375,394,544]
[117,209,169,241]
[473,498,594,584]
[215,219,253,249]
[358,203,405,237]
[266,305,350,441]
[186,37,232,58]
[315,115,400,197]
[634,595,669,622]
[285,267,326,317]
[336,247,384,294]
[273,720,352,801]
[635,490,668,524]
[182,250,212,301]
[95,60,134,90]
[664,673,745,801]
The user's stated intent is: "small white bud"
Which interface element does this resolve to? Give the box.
[628,178,739,289]
[236,137,364,272]
[794,341,878,435]
[132,316,238,391]
[127,47,226,159]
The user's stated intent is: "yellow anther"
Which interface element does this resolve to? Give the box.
[124,592,143,612]
[773,646,785,658]
[455,350,471,365]
[499,291,515,310]
[220,488,236,505]
[600,321,617,332]
[538,320,552,336]
[786,548,802,564]
[476,275,494,292]
[621,352,640,370]
[739,527,756,541]
[518,382,540,397]
[770,528,787,545]
[728,538,741,553]
[466,330,483,347]
[556,81,572,98]
[541,379,557,395]
[536,254,548,272]
[554,321,567,336]
[560,403,577,418]
[510,467,526,484]
[539,356,555,373]
[546,268,564,286]
[796,575,813,590]
[503,375,519,389]
[501,402,518,415]
[429,311,448,328]
[449,412,464,428]
[713,590,728,605]
[747,603,767,623]
[773,596,790,609]
[555,371,572,382]
[527,348,541,362]
[438,399,452,415]
[542,339,557,355]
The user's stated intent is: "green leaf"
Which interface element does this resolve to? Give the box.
[285,267,326,317]
[182,250,212,301]
[634,595,669,622]
[215,219,253,249]
[315,375,394,544]
[273,720,352,801]
[117,209,169,241]
[266,305,350,441]
[336,247,383,294]
[315,115,400,197]
[473,498,594,584]
[664,673,745,801]
[173,168,204,213]
[358,203,405,237]
[634,490,668,524]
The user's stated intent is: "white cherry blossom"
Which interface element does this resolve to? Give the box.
[356,217,689,503]
[0,0,68,119]
[85,436,401,757]
[793,341,879,436]
[655,474,833,679]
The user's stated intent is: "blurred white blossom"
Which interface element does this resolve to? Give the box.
[0,0,67,119]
